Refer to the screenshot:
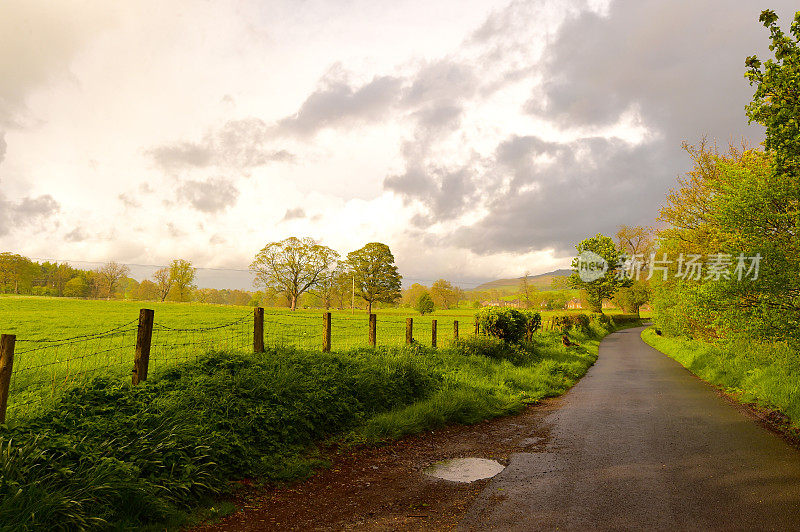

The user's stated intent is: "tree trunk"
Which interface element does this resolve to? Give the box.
[368,300,372,313]
[291,294,297,311]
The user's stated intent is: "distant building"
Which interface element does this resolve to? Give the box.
[565,298,582,309]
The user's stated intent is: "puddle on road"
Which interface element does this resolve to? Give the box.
[423,458,505,483]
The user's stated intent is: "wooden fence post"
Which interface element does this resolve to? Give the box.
[0,334,16,424]
[132,309,154,385]
[431,319,437,348]
[254,307,264,353]
[405,318,413,345]
[474,317,479,336]
[453,320,459,339]
[323,312,331,352]
[369,313,377,347]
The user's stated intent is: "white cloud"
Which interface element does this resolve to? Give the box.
[0,0,785,288]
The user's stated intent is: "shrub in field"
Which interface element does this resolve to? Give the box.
[415,292,434,315]
[590,312,610,326]
[553,313,591,334]
[475,307,540,343]
[523,310,542,340]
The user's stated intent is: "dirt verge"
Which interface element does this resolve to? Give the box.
[191,399,561,531]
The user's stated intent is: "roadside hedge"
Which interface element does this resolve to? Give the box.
[475,307,541,343]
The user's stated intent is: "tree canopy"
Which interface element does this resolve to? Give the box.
[745,9,800,177]
[168,259,197,302]
[346,242,402,313]
[569,234,629,313]
[250,237,339,311]
[414,291,434,315]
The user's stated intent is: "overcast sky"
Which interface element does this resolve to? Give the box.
[0,0,796,289]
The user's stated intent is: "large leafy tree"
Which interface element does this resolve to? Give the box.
[745,9,800,178]
[169,259,197,302]
[250,237,339,311]
[651,10,800,343]
[95,261,131,299]
[430,279,460,309]
[613,225,655,316]
[0,253,37,294]
[401,283,429,307]
[153,267,172,302]
[568,234,629,313]
[346,242,402,313]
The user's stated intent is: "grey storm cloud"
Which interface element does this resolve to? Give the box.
[276,75,404,136]
[64,226,89,242]
[281,207,306,222]
[454,135,665,254]
[0,192,60,236]
[177,177,239,213]
[274,59,479,138]
[530,0,798,142]
[386,0,798,256]
[118,192,141,209]
[149,118,294,172]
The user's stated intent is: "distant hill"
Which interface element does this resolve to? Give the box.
[470,269,572,293]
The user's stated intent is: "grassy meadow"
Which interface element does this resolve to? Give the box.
[0,313,635,530]
[0,294,641,422]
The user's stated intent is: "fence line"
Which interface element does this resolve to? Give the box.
[0,309,480,423]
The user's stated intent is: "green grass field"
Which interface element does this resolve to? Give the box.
[0,322,621,530]
[0,296,490,421]
[0,295,638,422]
[0,295,642,529]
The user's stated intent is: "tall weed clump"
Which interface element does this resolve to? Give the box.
[475,307,541,343]
[0,348,437,530]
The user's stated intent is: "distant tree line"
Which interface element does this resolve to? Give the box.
[0,253,250,306]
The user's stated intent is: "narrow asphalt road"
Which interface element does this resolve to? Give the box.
[461,326,800,530]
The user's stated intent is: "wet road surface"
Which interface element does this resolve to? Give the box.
[461,326,800,530]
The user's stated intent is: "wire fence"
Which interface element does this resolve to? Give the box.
[0,309,479,423]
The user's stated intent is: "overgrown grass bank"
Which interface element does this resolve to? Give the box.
[1,320,633,530]
[642,328,800,424]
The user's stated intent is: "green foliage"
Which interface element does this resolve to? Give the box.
[450,336,531,365]
[346,242,402,313]
[168,259,197,302]
[569,234,630,312]
[250,237,339,311]
[430,279,460,309]
[414,292,434,315]
[612,282,651,316]
[0,253,38,294]
[745,9,800,177]
[475,307,541,343]
[553,313,591,334]
[654,145,800,345]
[0,349,436,530]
